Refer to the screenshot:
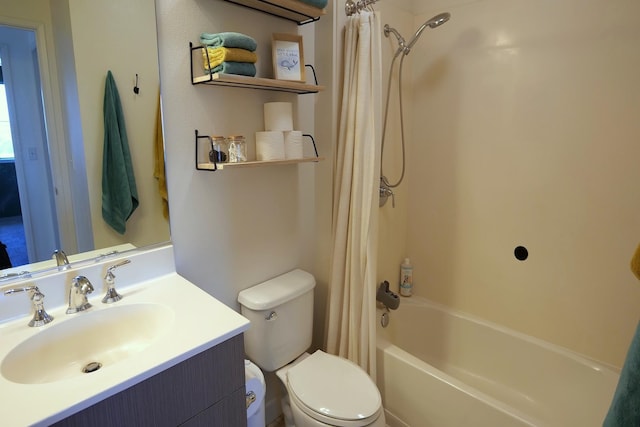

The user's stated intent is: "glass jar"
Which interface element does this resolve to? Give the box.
[228,135,247,163]
[208,136,228,163]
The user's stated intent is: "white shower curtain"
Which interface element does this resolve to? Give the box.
[326,11,382,379]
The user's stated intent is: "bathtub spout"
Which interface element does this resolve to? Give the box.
[377,281,400,310]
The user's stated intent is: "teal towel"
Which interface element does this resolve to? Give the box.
[297,0,328,8]
[102,70,138,234]
[604,321,640,426]
[208,62,256,77]
[199,32,257,51]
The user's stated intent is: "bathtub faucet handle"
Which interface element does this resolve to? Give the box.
[376,281,400,310]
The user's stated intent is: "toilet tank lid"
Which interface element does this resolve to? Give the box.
[238,269,315,310]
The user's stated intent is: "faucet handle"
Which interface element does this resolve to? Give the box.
[102,259,130,304]
[4,285,54,327]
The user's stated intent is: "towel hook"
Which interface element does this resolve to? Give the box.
[133,74,140,94]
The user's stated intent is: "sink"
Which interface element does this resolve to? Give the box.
[1,303,173,384]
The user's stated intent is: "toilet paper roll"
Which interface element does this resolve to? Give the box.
[264,102,293,131]
[284,130,304,159]
[256,131,285,161]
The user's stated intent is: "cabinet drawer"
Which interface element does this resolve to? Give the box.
[180,386,247,427]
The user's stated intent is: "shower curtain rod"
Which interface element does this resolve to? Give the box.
[345,0,379,16]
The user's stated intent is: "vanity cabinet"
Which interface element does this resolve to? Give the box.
[53,334,247,427]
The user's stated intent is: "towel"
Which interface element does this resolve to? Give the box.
[603,321,640,426]
[631,243,640,280]
[296,0,328,9]
[153,92,169,221]
[199,32,257,51]
[102,70,138,234]
[202,47,258,71]
[208,62,256,77]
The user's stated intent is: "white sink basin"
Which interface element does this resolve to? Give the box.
[1,303,173,384]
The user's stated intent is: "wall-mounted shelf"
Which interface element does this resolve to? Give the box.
[193,73,324,94]
[197,157,325,170]
[222,0,326,25]
[190,44,324,94]
[195,130,322,171]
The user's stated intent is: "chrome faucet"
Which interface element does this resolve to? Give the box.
[4,285,54,327]
[102,259,130,304]
[66,275,94,314]
[53,249,70,270]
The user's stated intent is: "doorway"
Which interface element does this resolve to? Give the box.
[0,25,59,268]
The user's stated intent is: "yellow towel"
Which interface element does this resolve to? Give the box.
[153,92,169,220]
[202,47,258,70]
[631,244,640,280]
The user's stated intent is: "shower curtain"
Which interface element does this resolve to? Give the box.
[326,10,382,379]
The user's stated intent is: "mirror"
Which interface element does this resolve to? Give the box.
[0,0,170,277]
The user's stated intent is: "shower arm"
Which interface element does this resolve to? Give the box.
[383,24,409,58]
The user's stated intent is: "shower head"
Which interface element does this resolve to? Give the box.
[405,12,451,52]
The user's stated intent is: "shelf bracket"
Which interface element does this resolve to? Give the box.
[303,134,319,158]
[195,130,217,171]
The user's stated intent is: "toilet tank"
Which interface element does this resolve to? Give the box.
[238,269,315,372]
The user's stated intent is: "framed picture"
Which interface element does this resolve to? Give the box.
[272,33,305,82]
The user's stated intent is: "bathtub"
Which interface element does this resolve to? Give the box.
[376,296,619,427]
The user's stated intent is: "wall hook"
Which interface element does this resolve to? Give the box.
[133,74,140,94]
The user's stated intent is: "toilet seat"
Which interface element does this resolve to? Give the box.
[286,351,382,426]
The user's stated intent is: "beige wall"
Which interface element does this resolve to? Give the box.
[381,0,640,368]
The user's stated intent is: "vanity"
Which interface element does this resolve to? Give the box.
[0,244,250,427]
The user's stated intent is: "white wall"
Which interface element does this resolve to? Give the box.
[155,0,326,319]
[395,0,640,367]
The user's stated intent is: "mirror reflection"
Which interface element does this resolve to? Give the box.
[0,0,170,276]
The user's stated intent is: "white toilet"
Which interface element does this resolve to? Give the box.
[238,269,386,427]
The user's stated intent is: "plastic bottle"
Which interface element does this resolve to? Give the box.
[399,258,413,297]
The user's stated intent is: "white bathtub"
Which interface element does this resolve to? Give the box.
[376,296,619,427]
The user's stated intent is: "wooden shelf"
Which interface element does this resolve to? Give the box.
[197,157,325,170]
[193,72,324,94]
[223,0,326,25]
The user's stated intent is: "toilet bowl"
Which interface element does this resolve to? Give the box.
[237,269,385,427]
[277,351,385,427]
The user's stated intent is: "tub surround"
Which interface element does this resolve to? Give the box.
[0,244,250,427]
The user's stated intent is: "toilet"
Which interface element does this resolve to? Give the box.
[238,269,386,427]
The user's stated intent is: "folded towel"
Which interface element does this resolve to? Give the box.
[208,62,256,77]
[296,0,328,9]
[631,243,640,280]
[102,70,139,234]
[604,321,640,426]
[202,47,258,71]
[199,32,257,51]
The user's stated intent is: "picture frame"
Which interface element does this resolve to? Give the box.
[272,33,305,82]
